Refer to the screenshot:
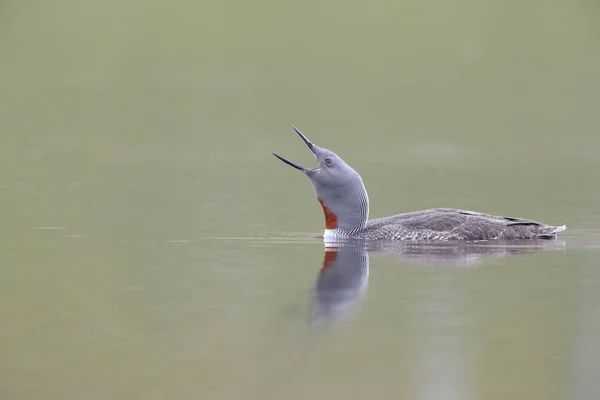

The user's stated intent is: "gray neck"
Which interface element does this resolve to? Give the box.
[314,176,370,232]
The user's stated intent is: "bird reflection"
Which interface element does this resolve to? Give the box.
[310,242,370,333]
[310,239,565,333]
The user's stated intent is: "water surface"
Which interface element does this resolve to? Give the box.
[2,0,600,399]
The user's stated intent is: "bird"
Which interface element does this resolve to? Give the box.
[272,126,566,241]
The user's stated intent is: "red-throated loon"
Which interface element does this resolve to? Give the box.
[273,126,566,241]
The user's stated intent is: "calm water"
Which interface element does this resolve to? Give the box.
[2,0,600,399]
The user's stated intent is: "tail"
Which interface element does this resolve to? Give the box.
[537,224,567,240]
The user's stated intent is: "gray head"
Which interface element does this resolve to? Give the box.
[273,126,369,231]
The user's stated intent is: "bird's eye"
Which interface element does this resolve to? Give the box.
[325,158,333,166]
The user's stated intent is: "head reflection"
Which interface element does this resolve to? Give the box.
[311,242,369,333]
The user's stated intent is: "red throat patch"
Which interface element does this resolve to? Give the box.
[318,199,338,229]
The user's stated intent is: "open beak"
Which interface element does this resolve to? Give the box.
[272,126,317,171]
